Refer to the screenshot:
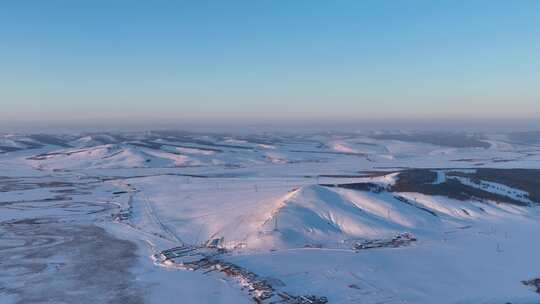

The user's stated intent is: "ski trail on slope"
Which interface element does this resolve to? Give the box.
[140,192,183,244]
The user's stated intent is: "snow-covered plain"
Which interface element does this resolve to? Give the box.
[1,131,540,303]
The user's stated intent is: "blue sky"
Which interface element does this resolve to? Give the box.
[1,1,539,125]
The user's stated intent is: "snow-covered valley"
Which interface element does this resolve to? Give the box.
[2,131,540,303]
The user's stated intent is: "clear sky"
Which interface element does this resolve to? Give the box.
[1,1,539,128]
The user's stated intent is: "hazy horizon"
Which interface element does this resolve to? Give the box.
[2,118,540,134]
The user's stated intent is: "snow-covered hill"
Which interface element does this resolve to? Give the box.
[27,144,191,169]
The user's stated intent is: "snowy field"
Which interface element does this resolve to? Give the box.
[1,131,540,303]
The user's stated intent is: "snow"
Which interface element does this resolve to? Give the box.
[172,146,216,155]
[331,141,360,154]
[3,131,540,303]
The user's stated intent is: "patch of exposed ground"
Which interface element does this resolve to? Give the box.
[391,169,531,206]
[0,176,145,304]
[522,278,540,294]
[0,218,145,304]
